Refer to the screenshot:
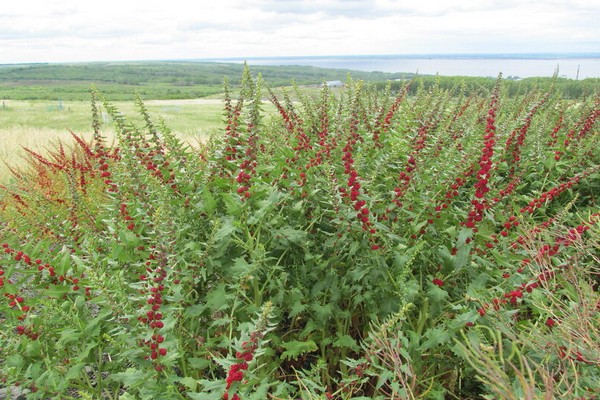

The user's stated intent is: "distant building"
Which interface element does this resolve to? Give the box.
[325,80,344,88]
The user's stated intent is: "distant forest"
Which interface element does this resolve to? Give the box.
[0,61,597,100]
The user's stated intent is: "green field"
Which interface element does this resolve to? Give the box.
[0,98,231,179]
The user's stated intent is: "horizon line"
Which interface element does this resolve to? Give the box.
[2,51,600,67]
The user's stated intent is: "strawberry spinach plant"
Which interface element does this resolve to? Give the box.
[1,67,598,399]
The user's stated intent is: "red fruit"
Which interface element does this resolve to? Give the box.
[432,278,445,287]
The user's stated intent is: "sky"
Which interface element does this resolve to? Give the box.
[1,0,598,64]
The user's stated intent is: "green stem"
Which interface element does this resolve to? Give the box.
[416,297,430,336]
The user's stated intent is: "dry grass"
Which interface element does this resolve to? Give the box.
[0,127,103,181]
[0,99,230,182]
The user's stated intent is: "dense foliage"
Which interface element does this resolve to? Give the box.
[0,67,598,399]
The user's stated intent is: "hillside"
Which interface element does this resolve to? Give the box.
[0,61,409,100]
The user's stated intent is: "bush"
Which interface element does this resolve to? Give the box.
[0,67,598,399]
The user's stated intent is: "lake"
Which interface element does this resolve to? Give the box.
[207,54,600,79]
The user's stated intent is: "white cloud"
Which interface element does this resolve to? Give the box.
[0,0,598,63]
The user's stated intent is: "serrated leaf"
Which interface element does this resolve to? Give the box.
[221,193,242,216]
[349,241,360,256]
[65,363,86,381]
[188,391,223,400]
[177,376,198,391]
[280,340,318,360]
[120,230,141,246]
[428,284,448,303]
[231,257,253,278]
[289,301,306,318]
[333,334,359,351]
[58,329,82,347]
[205,283,233,312]
[456,227,472,247]
[214,217,236,243]
[417,327,451,351]
[311,302,333,322]
[184,304,205,318]
[188,357,211,369]
[275,226,307,244]
[109,368,149,388]
[454,245,471,271]
[199,189,218,215]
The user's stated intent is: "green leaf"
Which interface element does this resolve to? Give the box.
[58,329,82,348]
[289,301,306,318]
[188,391,223,400]
[231,257,253,278]
[280,340,318,361]
[177,376,198,391]
[65,363,86,381]
[221,193,242,216]
[417,327,451,351]
[428,284,448,303]
[6,354,25,368]
[456,227,472,247]
[120,230,141,247]
[275,227,307,244]
[188,357,212,369]
[214,217,237,244]
[333,334,360,352]
[109,368,150,388]
[199,189,218,215]
[184,304,205,318]
[205,283,233,312]
[454,244,471,271]
[311,302,333,322]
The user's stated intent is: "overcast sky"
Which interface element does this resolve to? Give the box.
[1,0,598,64]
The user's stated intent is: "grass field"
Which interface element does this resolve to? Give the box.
[0,98,232,179]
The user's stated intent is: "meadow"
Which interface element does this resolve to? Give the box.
[0,98,231,179]
[0,64,599,399]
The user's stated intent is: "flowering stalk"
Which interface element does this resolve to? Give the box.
[463,78,501,231]
[222,302,273,400]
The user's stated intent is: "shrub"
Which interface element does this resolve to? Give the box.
[1,67,598,399]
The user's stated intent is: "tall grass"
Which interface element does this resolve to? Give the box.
[0,99,230,180]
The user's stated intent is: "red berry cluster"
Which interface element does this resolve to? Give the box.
[119,203,135,231]
[393,155,416,206]
[432,278,445,287]
[96,146,119,193]
[464,89,499,230]
[519,166,598,215]
[15,325,40,340]
[372,86,409,145]
[477,213,599,318]
[223,332,263,400]
[547,112,564,160]
[557,346,595,366]
[138,249,169,370]
[2,242,85,343]
[341,142,377,243]
[504,98,545,175]
[558,104,600,161]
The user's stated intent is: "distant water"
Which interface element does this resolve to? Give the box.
[206,54,600,79]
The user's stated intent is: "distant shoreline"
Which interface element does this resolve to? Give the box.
[199,54,600,79]
[202,52,600,62]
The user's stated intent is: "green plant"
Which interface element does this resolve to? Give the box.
[1,66,598,399]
